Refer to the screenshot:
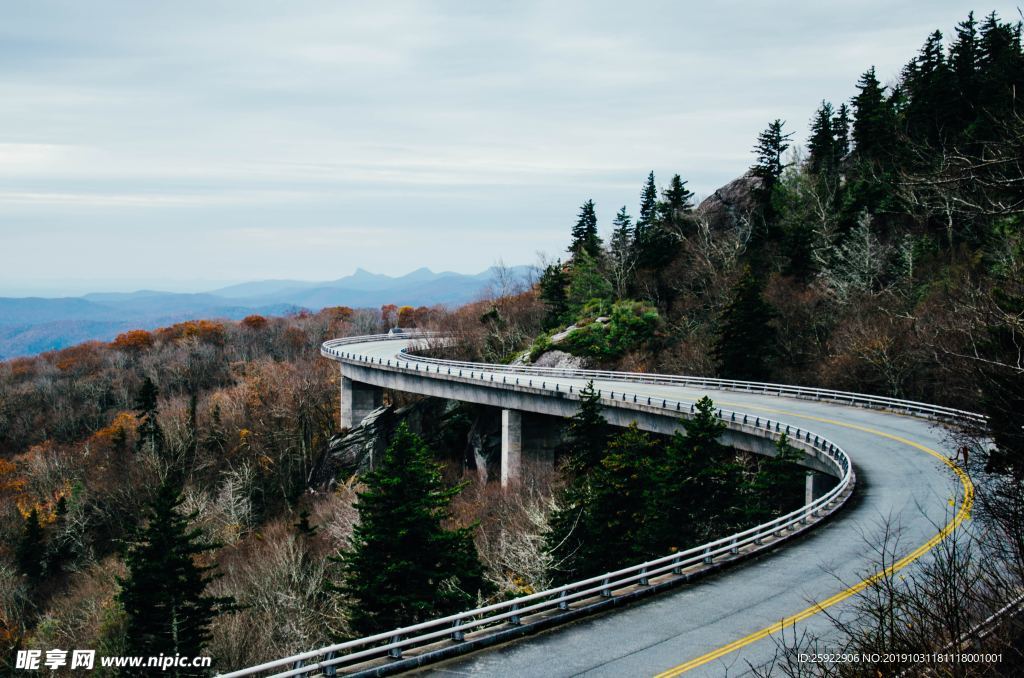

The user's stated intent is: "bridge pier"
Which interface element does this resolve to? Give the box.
[500,409,522,488]
[340,372,384,429]
[805,471,832,504]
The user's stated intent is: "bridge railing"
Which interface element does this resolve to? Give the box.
[218,337,857,677]
[391,346,982,425]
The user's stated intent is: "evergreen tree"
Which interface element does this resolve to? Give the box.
[608,206,636,297]
[750,119,793,242]
[16,507,46,581]
[561,381,610,476]
[903,30,954,143]
[538,261,570,329]
[832,103,851,161]
[134,376,164,457]
[979,286,1024,477]
[118,477,235,672]
[851,67,895,162]
[46,496,76,577]
[977,12,1024,120]
[807,101,837,176]
[656,174,695,236]
[633,171,659,254]
[335,423,486,636]
[565,250,614,317]
[949,12,980,127]
[547,424,657,581]
[712,267,777,381]
[645,396,726,553]
[569,199,602,259]
[744,434,806,521]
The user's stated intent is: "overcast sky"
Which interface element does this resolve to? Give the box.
[1,1,1018,296]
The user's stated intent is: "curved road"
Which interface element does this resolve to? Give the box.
[335,337,972,678]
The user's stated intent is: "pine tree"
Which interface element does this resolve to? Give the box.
[561,381,610,476]
[118,477,235,670]
[807,101,837,176]
[633,172,659,254]
[569,199,602,259]
[538,261,570,329]
[745,434,806,521]
[832,103,851,161]
[547,424,657,581]
[657,174,695,235]
[16,507,46,581]
[903,30,954,143]
[752,119,793,190]
[565,249,613,316]
[750,120,793,242]
[134,376,164,457]
[712,267,777,381]
[645,396,726,553]
[851,67,895,163]
[950,12,980,127]
[977,12,1024,121]
[335,423,486,636]
[608,206,636,297]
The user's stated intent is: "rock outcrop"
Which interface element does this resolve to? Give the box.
[696,172,762,232]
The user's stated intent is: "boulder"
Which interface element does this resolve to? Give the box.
[696,172,762,232]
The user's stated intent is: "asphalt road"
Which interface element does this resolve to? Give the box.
[338,338,971,678]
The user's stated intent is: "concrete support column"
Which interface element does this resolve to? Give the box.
[805,471,832,504]
[501,409,522,488]
[339,369,383,429]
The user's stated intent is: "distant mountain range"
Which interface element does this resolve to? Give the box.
[0,266,534,359]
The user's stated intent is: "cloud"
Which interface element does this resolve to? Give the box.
[1,0,1019,294]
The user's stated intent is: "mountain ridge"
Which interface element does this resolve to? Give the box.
[0,265,534,359]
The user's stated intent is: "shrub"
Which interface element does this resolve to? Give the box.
[560,301,659,360]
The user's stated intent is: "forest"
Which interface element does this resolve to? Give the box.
[1,10,1023,676]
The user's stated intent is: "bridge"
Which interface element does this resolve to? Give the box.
[221,333,976,678]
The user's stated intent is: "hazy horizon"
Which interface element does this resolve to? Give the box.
[3,1,1018,297]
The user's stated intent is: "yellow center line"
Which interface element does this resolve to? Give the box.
[653,408,975,678]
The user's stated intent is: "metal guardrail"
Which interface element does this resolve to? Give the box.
[216,335,859,677]
[393,348,983,426]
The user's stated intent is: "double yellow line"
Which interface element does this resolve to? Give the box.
[654,408,975,677]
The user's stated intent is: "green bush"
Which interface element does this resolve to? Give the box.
[560,301,659,359]
[528,333,552,362]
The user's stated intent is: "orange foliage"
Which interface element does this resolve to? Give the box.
[322,306,354,321]
[156,320,226,346]
[49,341,105,372]
[0,458,26,499]
[6,357,36,379]
[381,304,398,326]
[397,305,416,326]
[16,480,72,525]
[112,329,154,353]
[241,314,268,330]
[88,411,137,453]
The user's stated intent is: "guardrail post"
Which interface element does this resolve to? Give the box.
[730,538,739,555]
[322,651,337,677]
[601,578,612,597]
[388,636,403,659]
[558,590,570,610]
[451,619,465,642]
[703,548,712,565]
[639,567,649,586]
[510,603,521,625]
[671,555,683,575]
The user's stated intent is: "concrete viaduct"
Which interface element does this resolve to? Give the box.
[220,333,975,678]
